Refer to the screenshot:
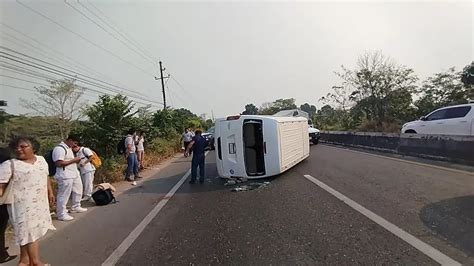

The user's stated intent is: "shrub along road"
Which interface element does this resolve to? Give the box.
[5,145,474,265]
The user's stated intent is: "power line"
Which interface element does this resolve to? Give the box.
[0,63,58,81]
[1,83,37,93]
[170,75,189,94]
[85,0,158,62]
[0,22,131,88]
[16,0,155,77]
[0,74,51,87]
[0,54,163,106]
[0,70,157,107]
[64,0,156,66]
[1,30,104,80]
[0,46,156,102]
[78,0,157,62]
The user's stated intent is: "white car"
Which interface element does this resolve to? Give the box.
[308,126,320,144]
[401,103,474,136]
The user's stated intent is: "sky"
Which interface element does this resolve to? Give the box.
[0,0,473,119]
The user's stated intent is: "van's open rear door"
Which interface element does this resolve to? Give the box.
[243,119,266,176]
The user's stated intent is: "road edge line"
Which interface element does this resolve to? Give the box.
[303,174,461,266]
[102,151,209,265]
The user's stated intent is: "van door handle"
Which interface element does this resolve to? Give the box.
[459,121,467,123]
[436,122,443,124]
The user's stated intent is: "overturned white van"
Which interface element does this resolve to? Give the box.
[215,115,310,179]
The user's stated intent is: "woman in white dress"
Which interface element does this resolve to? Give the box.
[0,137,55,266]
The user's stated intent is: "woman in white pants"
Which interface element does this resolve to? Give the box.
[73,145,96,201]
[136,132,145,170]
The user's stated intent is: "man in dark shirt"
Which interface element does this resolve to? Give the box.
[185,129,207,184]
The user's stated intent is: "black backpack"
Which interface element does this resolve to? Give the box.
[92,188,117,206]
[44,145,67,176]
[117,138,126,155]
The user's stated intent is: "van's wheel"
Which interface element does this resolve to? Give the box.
[312,139,319,145]
[404,130,417,134]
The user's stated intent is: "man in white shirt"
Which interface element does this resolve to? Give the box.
[72,143,96,201]
[53,135,87,221]
[124,129,141,182]
[182,128,194,156]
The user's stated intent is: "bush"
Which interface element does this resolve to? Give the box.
[357,120,401,133]
[92,135,182,184]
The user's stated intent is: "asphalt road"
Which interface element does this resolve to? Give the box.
[5,145,474,265]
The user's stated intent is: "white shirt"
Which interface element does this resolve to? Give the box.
[183,132,193,142]
[125,135,136,153]
[76,147,96,174]
[137,137,145,151]
[52,142,80,180]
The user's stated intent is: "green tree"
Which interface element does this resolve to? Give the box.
[82,94,137,155]
[258,102,276,115]
[0,100,8,126]
[152,108,176,138]
[461,62,474,86]
[320,85,353,111]
[152,108,201,138]
[273,98,297,111]
[242,104,258,115]
[22,79,85,139]
[203,119,214,130]
[258,98,297,115]
[300,103,317,117]
[130,105,158,138]
[461,62,474,100]
[415,67,468,116]
[1,115,61,150]
[336,51,418,128]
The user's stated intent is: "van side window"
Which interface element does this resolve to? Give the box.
[445,106,471,119]
[426,109,448,121]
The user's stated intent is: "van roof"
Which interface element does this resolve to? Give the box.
[217,115,308,123]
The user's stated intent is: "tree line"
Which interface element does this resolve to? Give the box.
[241,52,473,132]
[0,82,213,158]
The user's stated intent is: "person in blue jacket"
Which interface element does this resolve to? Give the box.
[185,129,207,184]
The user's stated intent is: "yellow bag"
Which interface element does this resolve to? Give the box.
[90,150,102,169]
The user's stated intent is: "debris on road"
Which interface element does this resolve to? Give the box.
[225,176,249,186]
[224,180,236,186]
[231,182,270,192]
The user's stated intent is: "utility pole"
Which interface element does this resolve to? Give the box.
[155,61,170,109]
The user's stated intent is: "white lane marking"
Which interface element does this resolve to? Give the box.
[303,174,461,266]
[323,144,473,176]
[102,151,209,266]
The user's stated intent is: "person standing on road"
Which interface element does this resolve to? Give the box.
[124,129,141,182]
[136,131,145,170]
[0,137,55,266]
[182,128,194,157]
[185,129,207,184]
[53,135,87,221]
[72,143,96,202]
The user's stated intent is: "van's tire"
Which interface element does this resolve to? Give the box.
[404,130,417,134]
[312,139,319,145]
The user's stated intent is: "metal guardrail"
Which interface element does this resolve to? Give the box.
[319,131,474,166]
